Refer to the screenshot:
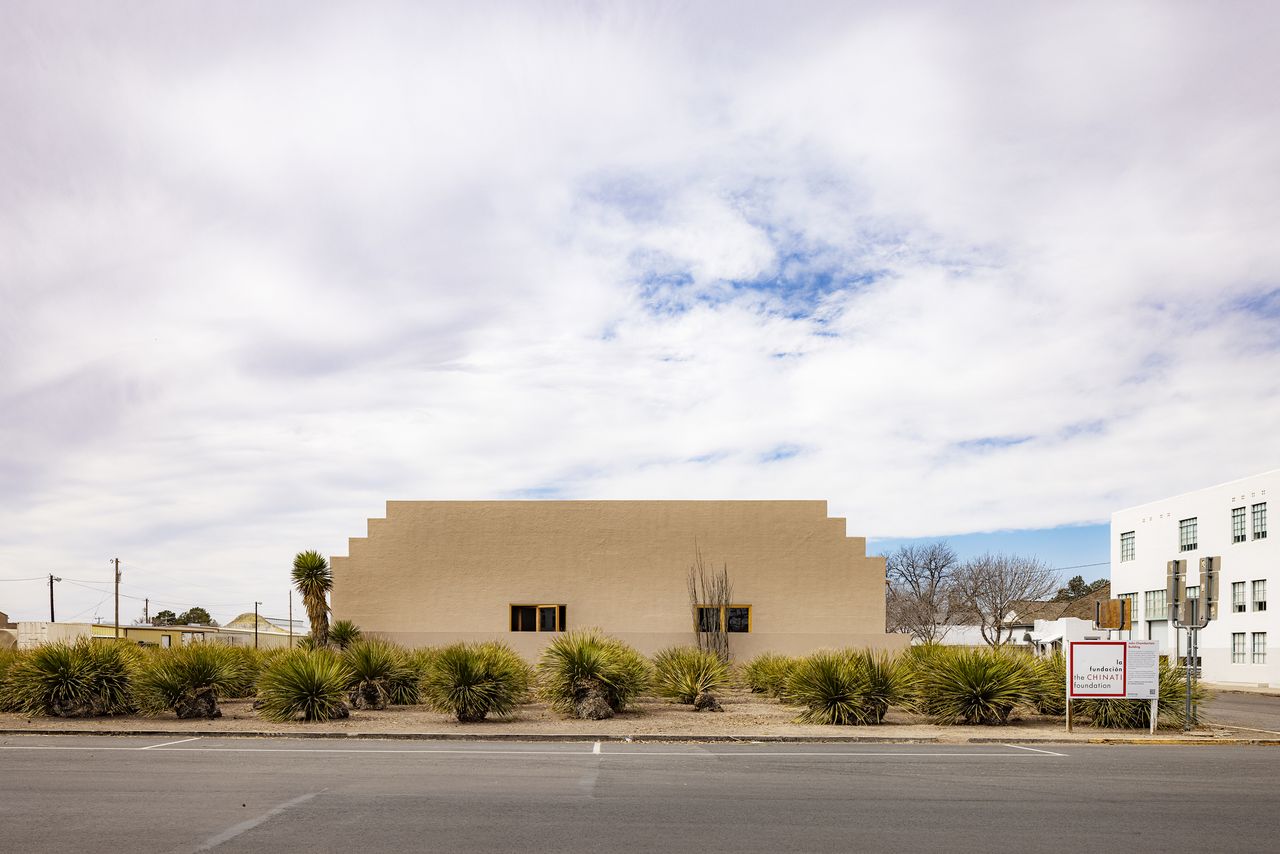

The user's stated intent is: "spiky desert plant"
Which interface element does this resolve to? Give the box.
[328,619,363,650]
[406,647,442,680]
[786,650,878,725]
[421,641,531,722]
[536,629,651,719]
[220,646,265,698]
[255,648,353,723]
[133,643,238,719]
[652,646,731,705]
[341,638,419,709]
[849,649,905,723]
[896,642,953,717]
[0,648,21,712]
[1028,652,1066,716]
[291,549,332,648]
[741,652,797,699]
[0,639,138,717]
[1076,658,1206,729]
[919,646,1034,725]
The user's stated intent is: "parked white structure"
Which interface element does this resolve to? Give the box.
[1111,469,1275,686]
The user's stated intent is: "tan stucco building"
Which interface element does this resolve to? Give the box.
[332,500,906,657]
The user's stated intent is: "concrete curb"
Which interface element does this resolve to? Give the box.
[1,728,1277,746]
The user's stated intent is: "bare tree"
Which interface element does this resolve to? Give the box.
[952,552,1057,647]
[884,542,960,643]
[687,544,732,661]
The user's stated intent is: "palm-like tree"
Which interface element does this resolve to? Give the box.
[291,550,332,648]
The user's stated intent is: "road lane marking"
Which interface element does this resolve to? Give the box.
[1001,743,1067,756]
[1202,721,1280,736]
[142,737,202,750]
[0,744,1063,758]
[593,741,602,754]
[192,790,321,851]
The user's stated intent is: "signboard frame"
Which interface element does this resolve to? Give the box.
[1065,639,1160,734]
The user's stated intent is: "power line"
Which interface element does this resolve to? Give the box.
[1051,561,1110,571]
[0,576,47,582]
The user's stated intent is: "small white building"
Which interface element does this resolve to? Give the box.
[1111,469,1274,686]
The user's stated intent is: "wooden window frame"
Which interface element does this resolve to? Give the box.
[694,604,752,633]
[510,604,566,632]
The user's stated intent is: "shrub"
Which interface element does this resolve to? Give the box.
[421,641,531,722]
[741,652,797,699]
[220,646,266,698]
[1076,658,1207,729]
[652,646,730,706]
[918,646,1034,725]
[405,647,441,681]
[1028,652,1065,716]
[897,643,955,717]
[785,649,904,725]
[0,640,139,717]
[341,638,420,708]
[255,649,353,722]
[0,648,20,712]
[134,643,240,719]
[536,629,651,719]
[329,620,363,651]
[850,649,905,723]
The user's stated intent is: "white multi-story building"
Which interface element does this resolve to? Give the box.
[1111,469,1274,686]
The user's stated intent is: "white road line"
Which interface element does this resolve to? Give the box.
[1202,721,1280,736]
[0,744,1059,758]
[1001,743,1067,757]
[141,737,202,750]
[592,741,602,755]
[193,790,321,852]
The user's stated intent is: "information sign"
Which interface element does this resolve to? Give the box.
[1067,640,1158,700]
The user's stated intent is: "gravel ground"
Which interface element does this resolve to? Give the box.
[0,687,1244,741]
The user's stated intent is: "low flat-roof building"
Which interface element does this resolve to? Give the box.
[332,500,907,657]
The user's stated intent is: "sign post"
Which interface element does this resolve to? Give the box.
[1067,640,1160,734]
[1170,556,1218,731]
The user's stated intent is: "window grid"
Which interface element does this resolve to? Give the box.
[1252,632,1267,665]
[1232,633,1246,664]
[1120,531,1135,562]
[1253,580,1267,612]
[1143,589,1167,620]
[1233,582,1246,613]
[1186,585,1199,600]
[1253,503,1268,540]
[1179,518,1198,552]
[1232,507,1247,543]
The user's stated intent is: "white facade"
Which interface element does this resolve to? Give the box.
[1111,470,1275,686]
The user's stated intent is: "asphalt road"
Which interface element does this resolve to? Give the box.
[1,735,1277,854]
[1202,690,1280,733]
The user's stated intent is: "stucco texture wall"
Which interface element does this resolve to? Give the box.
[331,500,907,657]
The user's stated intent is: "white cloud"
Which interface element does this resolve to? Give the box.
[3,1,1279,621]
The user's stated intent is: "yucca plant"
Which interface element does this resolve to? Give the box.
[1076,658,1206,729]
[536,629,651,719]
[1028,652,1066,716]
[421,641,531,722]
[328,620,363,651]
[741,652,797,699]
[897,642,953,717]
[652,646,731,709]
[849,649,905,723]
[0,648,21,712]
[341,638,419,709]
[0,639,138,717]
[291,550,332,648]
[919,646,1034,725]
[220,646,266,699]
[406,647,441,680]
[255,649,353,722]
[786,650,880,725]
[134,643,239,719]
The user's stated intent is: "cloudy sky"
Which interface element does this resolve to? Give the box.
[3,2,1279,625]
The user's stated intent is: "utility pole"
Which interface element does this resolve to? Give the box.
[254,601,262,649]
[112,558,121,640]
[144,598,149,624]
[288,591,293,648]
[48,574,61,621]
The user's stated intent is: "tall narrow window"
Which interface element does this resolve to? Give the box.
[1232,507,1247,543]
[1143,589,1167,620]
[1179,518,1198,552]
[1232,633,1246,664]
[1186,585,1199,600]
[1252,632,1267,664]
[1233,582,1246,613]
[1120,531,1135,562]
[1253,580,1267,612]
[1253,503,1267,539]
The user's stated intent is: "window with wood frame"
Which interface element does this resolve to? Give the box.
[510,604,567,632]
[694,604,752,632]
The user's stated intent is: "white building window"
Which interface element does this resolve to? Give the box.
[1232,507,1247,543]
[1186,585,1199,599]
[1253,503,1268,540]
[1120,531,1135,562]
[1253,580,1267,612]
[1179,518,1198,552]
[1144,589,1167,620]
[1252,632,1267,664]
[1233,582,1246,613]
[1232,633,1246,664]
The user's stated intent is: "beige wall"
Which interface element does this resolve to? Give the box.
[332,500,907,657]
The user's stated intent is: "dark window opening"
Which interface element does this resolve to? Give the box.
[511,604,566,632]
